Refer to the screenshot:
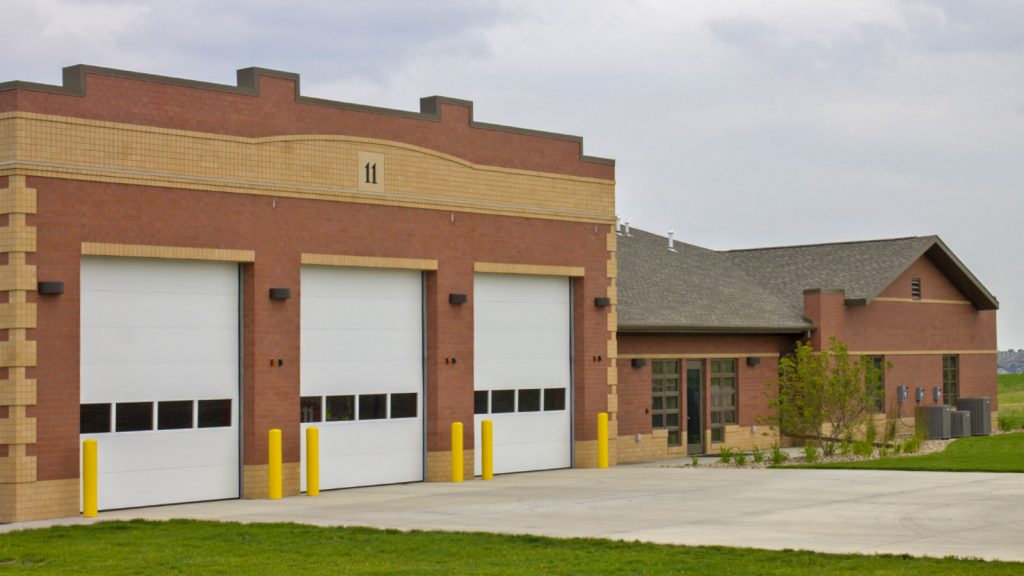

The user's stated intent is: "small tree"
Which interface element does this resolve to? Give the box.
[769,337,882,446]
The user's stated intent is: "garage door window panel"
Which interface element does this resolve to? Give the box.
[474,391,489,414]
[358,394,387,420]
[518,389,541,412]
[81,403,112,434]
[198,399,232,428]
[326,395,355,422]
[543,389,565,411]
[158,401,194,430]
[116,402,154,432]
[491,390,515,413]
[390,393,418,419]
[301,396,322,423]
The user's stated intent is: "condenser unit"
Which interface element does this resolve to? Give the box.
[950,410,972,438]
[915,405,951,440]
[955,397,992,436]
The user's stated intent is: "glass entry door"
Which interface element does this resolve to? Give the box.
[651,360,681,447]
[686,360,704,454]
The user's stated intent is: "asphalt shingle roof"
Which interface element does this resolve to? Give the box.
[616,228,996,333]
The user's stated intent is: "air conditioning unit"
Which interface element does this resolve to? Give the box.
[915,405,951,440]
[950,410,972,438]
[955,397,992,436]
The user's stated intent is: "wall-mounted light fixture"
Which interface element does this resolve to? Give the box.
[631,358,647,369]
[449,293,467,305]
[37,281,65,295]
[594,297,611,308]
[268,288,291,300]
[746,357,761,367]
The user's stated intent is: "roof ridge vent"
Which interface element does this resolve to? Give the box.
[668,230,678,252]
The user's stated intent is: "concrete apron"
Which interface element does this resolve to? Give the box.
[3,465,1023,563]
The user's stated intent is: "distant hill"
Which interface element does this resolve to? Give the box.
[998,350,1024,374]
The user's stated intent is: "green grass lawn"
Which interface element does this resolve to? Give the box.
[0,520,1019,575]
[791,431,1024,472]
[997,373,1024,430]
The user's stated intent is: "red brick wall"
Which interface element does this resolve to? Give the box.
[801,255,998,415]
[30,177,611,481]
[4,72,611,180]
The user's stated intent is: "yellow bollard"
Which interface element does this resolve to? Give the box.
[82,439,98,518]
[481,419,494,480]
[451,421,464,483]
[306,426,319,497]
[597,412,609,469]
[268,428,282,500]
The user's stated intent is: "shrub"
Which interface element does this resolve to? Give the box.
[884,419,898,444]
[822,441,837,457]
[735,452,748,466]
[902,436,921,454]
[865,418,878,446]
[853,440,873,457]
[691,455,699,466]
[719,447,733,464]
[804,444,819,463]
[878,447,891,458]
[893,443,902,455]
[770,443,788,466]
[839,440,852,455]
[752,447,764,463]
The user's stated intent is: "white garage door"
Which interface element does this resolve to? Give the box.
[300,266,424,491]
[80,257,240,510]
[473,273,572,475]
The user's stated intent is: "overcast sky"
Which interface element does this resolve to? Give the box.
[3,0,1022,347]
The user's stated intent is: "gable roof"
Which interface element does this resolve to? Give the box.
[616,229,997,334]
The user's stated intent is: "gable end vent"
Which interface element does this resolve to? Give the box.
[911,277,921,301]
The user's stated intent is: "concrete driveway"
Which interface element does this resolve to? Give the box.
[5,464,1023,562]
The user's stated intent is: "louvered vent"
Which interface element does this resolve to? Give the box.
[911,277,921,300]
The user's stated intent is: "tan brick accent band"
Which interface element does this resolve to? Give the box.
[474,262,585,277]
[81,242,255,262]
[619,352,779,359]
[426,450,473,482]
[874,297,972,305]
[0,175,39,522]
[0,112,615,224]
[845,350,997,356]
[301,253,438,270]
[242,463,301,500]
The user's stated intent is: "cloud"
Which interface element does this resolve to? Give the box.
[1,0,1022,346]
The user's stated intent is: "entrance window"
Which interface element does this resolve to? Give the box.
[651,360,682,446]
[710,359,737,443]
[867,356,885,412]
[942,355,959,406]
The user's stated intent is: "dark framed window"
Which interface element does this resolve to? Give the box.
[474,391,489,415]
[116,402,153,432]
[198,399,232,428]
[710,359,737,443]
[326,395,355,422]
[300,396,322,423]
[358,394,387,420]
[80,403,112,434]
[491,390,515,413]
[942,355,959,406]
[867,356,885,413]
[158,400,193,430]
[390,393,418,419]
[651,360,681,446]
[543,388,566,411]
[518,389,541,412]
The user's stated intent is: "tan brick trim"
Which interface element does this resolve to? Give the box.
[846,350,997,356]
[81,242,256,262]
[0,368,36,406]
[873,297,972,305]
[619,352,779,359]
[0,112,616,224]
[0,302,37,329]
[301,253,438,271]
[0,174,38,510]
[473,262,585,277]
